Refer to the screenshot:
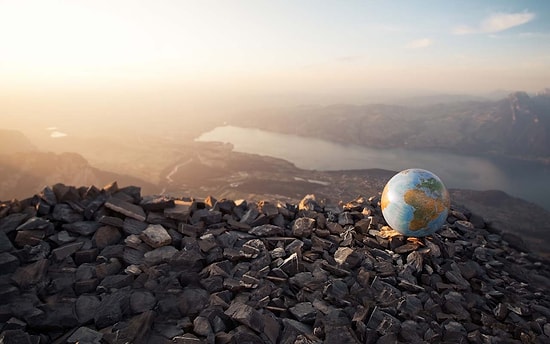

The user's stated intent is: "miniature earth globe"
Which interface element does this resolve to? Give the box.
[381,168,450,237]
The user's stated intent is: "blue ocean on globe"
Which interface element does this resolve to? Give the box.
[381,168,450,237]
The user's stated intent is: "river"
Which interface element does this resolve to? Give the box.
[196,126,550,211]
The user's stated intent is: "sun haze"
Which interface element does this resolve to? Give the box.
[1,0,549,96]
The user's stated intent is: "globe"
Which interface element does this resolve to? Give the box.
[381,168,450,237]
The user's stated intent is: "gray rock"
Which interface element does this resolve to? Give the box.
[130,291,157,313]
[249,224,284,237]
[0,231,14,253]
[0,252,19,274]
[292,217,315,237]
[67,326,103,344]
[140,224,171,248]
[75,295,101,324]
[144,245,177,265]
[289,302,316,323]
[93,226,122,249]
[63,221,101,236]
[11,258,49,288]
[51,241,84,261]
[225,301,263,333]
[104,197,146,222]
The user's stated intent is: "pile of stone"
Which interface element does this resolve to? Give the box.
[1,183,549,344]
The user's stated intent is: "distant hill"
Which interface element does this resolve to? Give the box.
[0,151,159,201]
[229,91,550,162]
[0,129,37,154]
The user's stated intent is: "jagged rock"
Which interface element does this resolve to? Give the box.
[0,252,19,274]
[0,187,548,343]
[225,302,263,333]
[67,326,103,344]
[93,225,122,249]
[105,197,146,221]
[63,221,101,236]
[140,224,172,248]
[51,242,84,261]
[0,231,14,253]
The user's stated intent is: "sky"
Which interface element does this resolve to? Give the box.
[1,0,549,99]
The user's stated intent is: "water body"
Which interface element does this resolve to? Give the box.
[197,126,550,211]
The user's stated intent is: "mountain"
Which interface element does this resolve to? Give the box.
[228,91,550,162]
[0,129,37,154]
[0,151,159,201]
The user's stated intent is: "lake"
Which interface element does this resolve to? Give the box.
[197,125,550,211]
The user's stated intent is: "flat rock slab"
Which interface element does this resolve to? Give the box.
[105,197,146,222]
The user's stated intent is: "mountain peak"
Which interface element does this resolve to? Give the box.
[0,185,549,343]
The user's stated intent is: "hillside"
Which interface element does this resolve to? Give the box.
[0,151,158,200]
[0,184,548,343]
[228,91,550,162]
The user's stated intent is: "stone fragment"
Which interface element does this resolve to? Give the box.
[98,215,124,227]
[140,224,172,248]
[144,246,177,265]
[75,295,101,324]
[140,195,175,211]
[74,248,98,265]
[225,302,263,333]
[67,326,103,344]
[52,204,83,223]
[98,274,134,290]
[289,302,316,323]
[51,242,84,261]
[292,217,315,237]
[94,291,130,329]
[0,252,19,274]
[164,200,192,221]
[130,291,157,314]
[93,225,122,249]
[104,197,146,221]
[334,247,361,268]
[11,258,48,288]
[0,231,14,253]
[63,221,101,236]
[123,218,148,235]
[249,224,284,237]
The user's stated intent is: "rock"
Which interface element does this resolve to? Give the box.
[75,295,101,324]
[225,302,263,333]
[11,258,49,288]
[52,204,83,223]
[292,217,315,237]
[333,247,361,268]
[67,326,103,344]
[249,224,284,237]
[93,226,122,249]
[104,197,146,222]
[63,221,101,236]
[140,224,172,248]
[130,291,157,313]
[140,195,175,211]
[289,302,316,323]
[94,291,129,328]
[164,200,192,221]
[0,231,14,253]
[51,242,84,261]
[0,252,19,274]
[144,246,177,265]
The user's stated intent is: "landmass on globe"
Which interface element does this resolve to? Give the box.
[381,168,450,237]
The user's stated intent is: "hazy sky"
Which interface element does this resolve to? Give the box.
[1,0,549,96]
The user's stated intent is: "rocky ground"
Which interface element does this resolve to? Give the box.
[1,183,550,343]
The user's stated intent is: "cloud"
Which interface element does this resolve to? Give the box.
[406,38,433,49]
[453,11,535,35]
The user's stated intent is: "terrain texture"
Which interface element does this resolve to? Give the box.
[0,183,549,343]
